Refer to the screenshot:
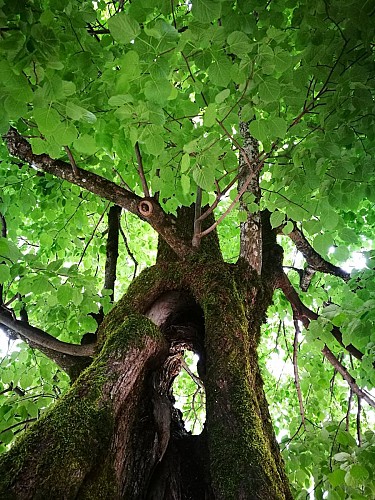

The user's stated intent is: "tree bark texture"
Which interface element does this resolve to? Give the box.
[0,256,292,499]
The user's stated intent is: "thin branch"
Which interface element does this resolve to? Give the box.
[78,202,110,267]
[63,146,79,176]
[0,309,96,357]
[276,271,363,360]
[321,345,375,408]
[180,358,205,390]
[293,319,306,429]
[277,273,374,407]
[134,142,150,197]
[119,223,138,280]
[0,418,37,436]
[345,389,353,431]
[0,211,7,306]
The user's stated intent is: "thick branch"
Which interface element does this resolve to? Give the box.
[276,272,363,361]
[238,121,262,274]
[288,225,350,281]
[0,310,95,357]
[4,128,192,259]
[104,205,122,302]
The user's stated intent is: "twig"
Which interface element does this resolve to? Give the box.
[64,146,79,176]
[134,142,150,197]
[78,202,110,267]
[181,358,205,389]
[293,319,306,429]
[321,345,375,408]
[119,223,138,279]
[345,389,353,431]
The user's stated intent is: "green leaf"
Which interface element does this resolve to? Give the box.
[192,0,222,23]
[66,102,97,124]
[181,153,190,172]
[208,58,233,87]
[249,119,268,143]
[204,103,217,127]
[192,165,215,190]
[108,12,141,44]
[51,121,78,146]
[57,285,74,306]
[313,233,333,256]
[270,211,285,228]
[181,174,190,195]
[268,117,287,139]
[73,134,97,155]
[0,238,21,261]
[144,79,172,105]
[0,264,10,284]
[33,108,60,135]
[333,452,351,462]
[282,221,294,234]
[144,134,164,156]
[227,31,251,57]
[258,77,280,103]
[215,89,230,103]
[80,315,98,333]
[327,469,346,487]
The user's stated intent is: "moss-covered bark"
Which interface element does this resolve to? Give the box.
[0,208,292,499]
[0,314,168,499]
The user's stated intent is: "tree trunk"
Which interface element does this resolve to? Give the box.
[0,211,292,499]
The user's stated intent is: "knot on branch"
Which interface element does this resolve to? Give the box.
[138,200,153,218]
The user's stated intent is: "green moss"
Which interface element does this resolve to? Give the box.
[0,313,165,499]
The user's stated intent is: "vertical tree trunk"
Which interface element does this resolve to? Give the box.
[0,209,292,499]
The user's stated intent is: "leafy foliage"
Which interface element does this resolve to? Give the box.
[0,0,375,496]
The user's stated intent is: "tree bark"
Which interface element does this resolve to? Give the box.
[0,208,292,499]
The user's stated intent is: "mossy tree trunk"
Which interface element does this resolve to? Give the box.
[0,210,292,499]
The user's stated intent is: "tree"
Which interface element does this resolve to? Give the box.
[0,0,374,498]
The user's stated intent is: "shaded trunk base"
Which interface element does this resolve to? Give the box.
[0,260,292,500]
